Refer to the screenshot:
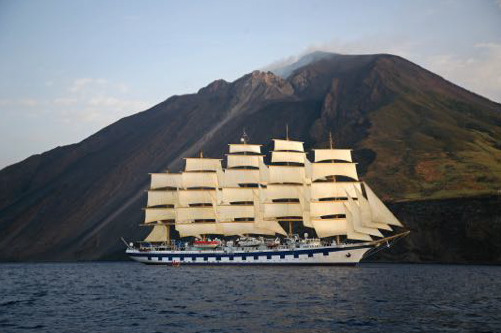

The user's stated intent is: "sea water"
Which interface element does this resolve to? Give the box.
[0,262,499,332]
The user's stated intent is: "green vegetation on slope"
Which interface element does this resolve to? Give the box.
[362,92,501,201]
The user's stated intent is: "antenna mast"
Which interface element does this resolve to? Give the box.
[241,128,249,144]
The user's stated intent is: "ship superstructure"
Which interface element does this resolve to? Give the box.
[125,132,408,265]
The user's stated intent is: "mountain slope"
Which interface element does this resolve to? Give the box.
[286,53,501,199]
[0,53,500,262]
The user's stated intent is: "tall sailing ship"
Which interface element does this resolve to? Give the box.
[124,131,409,265]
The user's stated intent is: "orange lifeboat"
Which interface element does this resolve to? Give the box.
[193,240,220,249]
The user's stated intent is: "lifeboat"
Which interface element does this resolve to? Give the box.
[193,239,221,249]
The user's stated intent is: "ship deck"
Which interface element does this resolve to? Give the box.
[126,243,375,265]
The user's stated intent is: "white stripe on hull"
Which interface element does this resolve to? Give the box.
[126,246,371,265]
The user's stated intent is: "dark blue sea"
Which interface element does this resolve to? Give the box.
[1,262,500,332]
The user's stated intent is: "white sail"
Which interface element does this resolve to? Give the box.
[304,158,312,179]
[344,208,373,241]
[310,181,361,200]
[227,155,263,168]
[217,205,255,221]
[264,183,312,226]
[229,144,262,154]
[175,222,222,238]
[251,186,289,234]
[271,151,306,164]
[259,159,269,183]
[176,206,216,222]
[255,219,288,235]
[273,139,304,152]
[182,172,219,188]
[178,189,217,206]
[314,149,353,162]
[265,184,304,201]
[364,183,403,227]
[150,173,182,189]
[221,187,255,203]
[220,221,275,236]
[147,190,177,207]
[144,208,176,223]
[301,214,313,228]
[223,169,261,187]
[346,195,383,237]
[185,158,222,172]
[299,184,313,228]
[310,201,345,217]
[311,218,347,238]
[354,187,392,231]
[311,163,359,181]
[144,225,169,242]
[268,165,305,184]
[263,202,303,218]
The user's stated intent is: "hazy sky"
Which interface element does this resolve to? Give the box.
[1,0,500,168]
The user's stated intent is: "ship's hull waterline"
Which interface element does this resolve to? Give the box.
[126,244,373,266]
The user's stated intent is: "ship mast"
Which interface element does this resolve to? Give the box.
[222,130,286,237]
[286,124,292,237]
[264,125,308,238]
[309,130,386,242]
[241,128,249,144]
[143,171,180,247]
[285,124,293,237]
[328,132,341,245]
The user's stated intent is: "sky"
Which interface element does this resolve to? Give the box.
[0,0,500,169]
